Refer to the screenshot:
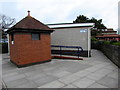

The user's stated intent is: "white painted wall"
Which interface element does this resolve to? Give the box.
[51,27,90,51]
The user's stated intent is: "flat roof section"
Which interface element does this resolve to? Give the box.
[48,23,94,29]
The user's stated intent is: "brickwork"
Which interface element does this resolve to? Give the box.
[9,32,51,66]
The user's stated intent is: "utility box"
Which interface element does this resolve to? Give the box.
[7,11,54,67]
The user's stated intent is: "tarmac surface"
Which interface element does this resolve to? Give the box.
[2,49,118,88]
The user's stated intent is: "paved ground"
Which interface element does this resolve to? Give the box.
[2,49,118,88]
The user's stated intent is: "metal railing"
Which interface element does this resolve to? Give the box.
[51,45,83,58]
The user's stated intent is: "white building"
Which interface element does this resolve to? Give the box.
[48,23,94,57]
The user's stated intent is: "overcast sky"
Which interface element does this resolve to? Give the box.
[0,0,119,30]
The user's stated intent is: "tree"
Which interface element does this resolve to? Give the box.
[87,17,106,30]
[73,15,89,23]
[73,15,107,36]
[0,14,16,43]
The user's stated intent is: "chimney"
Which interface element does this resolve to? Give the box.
[28,10,30,16]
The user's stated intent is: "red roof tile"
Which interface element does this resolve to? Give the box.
[96,34,120,37]
[107,28,114,31]
[7,15,53,32]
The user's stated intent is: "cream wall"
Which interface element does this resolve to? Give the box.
[51,27,90,51]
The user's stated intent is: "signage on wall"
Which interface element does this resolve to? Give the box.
[80,29,87,33]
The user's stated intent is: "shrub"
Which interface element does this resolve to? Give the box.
[111,42,120,46]
[103,41,110,44]
[103,41,120,46]
[91,37,97,41]
[110,40,117,44]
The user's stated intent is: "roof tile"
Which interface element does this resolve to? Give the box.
[8,16,53,31]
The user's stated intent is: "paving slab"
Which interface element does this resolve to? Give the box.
[3,74,26,83]
[63,84,78,88]
[15,80,38,88]
[38,80,65,88]
[88,83,108,88]
[87,73,106,81]
[49,70,72,78]
[5,78,30,88]
[85,63,110,73]
[24,69,43,77]
[17,66,36,74]
[66,63,91,73]
[104,64,118,71]
[107,70,118,79]
[34,75,58,87]
[97,76,118,88]
[26,73,47,81]
[73,70,91,78]
[86,68,113,81]
[72,78,95,88]
[58,74,82,84]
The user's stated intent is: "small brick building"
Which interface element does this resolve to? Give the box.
[7,11,54,67]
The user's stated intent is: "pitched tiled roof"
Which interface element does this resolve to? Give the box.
[7,15,53,33]
[96,34,120,38]
[107,28,114,31]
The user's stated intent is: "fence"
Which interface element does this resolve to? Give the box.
[51,45,83,58]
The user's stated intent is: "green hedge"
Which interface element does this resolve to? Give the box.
[91,37,97,41]
[91,38,120,46]
[103,41,120,46]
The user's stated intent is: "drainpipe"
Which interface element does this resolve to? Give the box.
[87,28,90,57]
[7,34,10,55]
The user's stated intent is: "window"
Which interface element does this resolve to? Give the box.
[31,33,40,40]
[11,33,14,41]
[11,33,14,44]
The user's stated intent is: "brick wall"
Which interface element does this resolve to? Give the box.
[9,32,51,66]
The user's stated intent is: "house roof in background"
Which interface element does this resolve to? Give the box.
[107,28,114,31]
[96,34,120,38]
[102,31,117,33]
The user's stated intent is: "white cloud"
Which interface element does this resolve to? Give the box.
[0,0,119,30]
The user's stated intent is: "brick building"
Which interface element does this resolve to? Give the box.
[96,34,120,41]
[95,28,120,41]
[6,11,54,67]
[101,28,117,35]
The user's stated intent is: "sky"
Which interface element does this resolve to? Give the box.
[118,1,120,34]
[0,0,119,31]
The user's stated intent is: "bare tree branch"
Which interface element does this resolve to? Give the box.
[0,14,16,42]
[0,14,16,30]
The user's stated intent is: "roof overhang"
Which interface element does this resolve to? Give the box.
[6,28,54,34]
[47,23,94,29]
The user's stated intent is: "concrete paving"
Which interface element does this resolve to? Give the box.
[2,49,118,88]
